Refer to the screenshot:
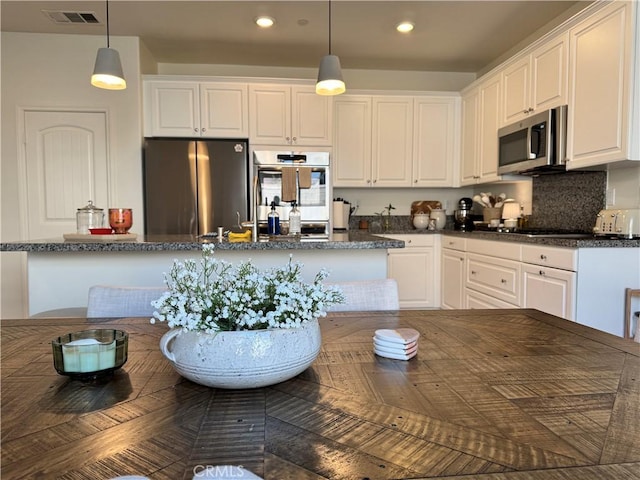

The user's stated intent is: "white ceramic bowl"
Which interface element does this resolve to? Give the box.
[160,319,321,389]
[412,213,430,230]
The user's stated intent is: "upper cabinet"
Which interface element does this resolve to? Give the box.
[502,33,568,126]
[413,96,460,187]
[249,84,332,146]
[333,94,459,187]
[144,81,248,138]
[567,0,638,168]
[460,73,502,185]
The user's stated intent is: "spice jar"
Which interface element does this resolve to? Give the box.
[76,200,104,234]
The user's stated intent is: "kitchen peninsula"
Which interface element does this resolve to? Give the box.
[1,232,403,316]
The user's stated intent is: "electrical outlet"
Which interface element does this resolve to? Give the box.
[606,188,616,205]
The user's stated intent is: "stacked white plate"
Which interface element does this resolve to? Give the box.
[373,328,420,360]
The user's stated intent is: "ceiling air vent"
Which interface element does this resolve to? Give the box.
[42,10,101,25]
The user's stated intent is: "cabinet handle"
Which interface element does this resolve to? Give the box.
[367,179,371,184]
[414,179,418,183]
[292,136,297,143]
[540,254,547,260]
[539,270,546,276]
[194,128,199,133]
[407,239,412,244]
[373,179,377,184]
[501,279,507,284]
[471,270,477,275]
[286,136,291,143]
[201,127,206,133]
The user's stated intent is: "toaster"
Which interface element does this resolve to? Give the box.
[593,208,640,238]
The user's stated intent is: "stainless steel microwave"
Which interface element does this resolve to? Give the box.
[498,105,568,175]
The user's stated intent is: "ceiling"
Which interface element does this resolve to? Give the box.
[1,1,586,73]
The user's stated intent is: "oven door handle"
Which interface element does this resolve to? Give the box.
[277,154,307,163]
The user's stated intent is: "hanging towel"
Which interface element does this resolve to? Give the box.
[298,167,312,189]
[281,167,297,202]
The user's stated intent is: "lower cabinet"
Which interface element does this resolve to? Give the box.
[386,234,440,308]
[522,265,576,319]
[521,244,577,320]
[441,238,466,309]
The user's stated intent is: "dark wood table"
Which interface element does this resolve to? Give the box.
[2,310,639,480]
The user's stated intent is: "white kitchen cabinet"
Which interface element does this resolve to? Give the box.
[522,264,576,320]
[502,32,568,125]
[412,96,460,187]
[333,95,412,187]
[460,73,502,185]
[145,81,248,138]
[441,237,466,309]
[249,84,332,146]
[333,96,372,187]
[567,0,638,168]
[372,96,414,187]
[385,234,440,309]
[466,253,521,307]
[334,94,458,188]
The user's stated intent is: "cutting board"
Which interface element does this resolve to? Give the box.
[63,233,138,242]
[410,200,442,216]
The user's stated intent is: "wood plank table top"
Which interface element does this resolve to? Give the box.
[2,309,639,480]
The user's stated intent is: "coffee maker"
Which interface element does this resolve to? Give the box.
[454,197,474,231]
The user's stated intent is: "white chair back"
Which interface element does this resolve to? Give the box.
[86,285,166,318]
[326,279,400,312]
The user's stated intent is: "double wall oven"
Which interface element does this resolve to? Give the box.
[252,151,332,236]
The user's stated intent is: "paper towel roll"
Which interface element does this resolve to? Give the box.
[333,201,347,229]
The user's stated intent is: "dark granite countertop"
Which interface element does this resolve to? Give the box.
[439,229,640,248]
[0,231,404,252]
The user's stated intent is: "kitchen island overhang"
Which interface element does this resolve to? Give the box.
[2,232,404,316]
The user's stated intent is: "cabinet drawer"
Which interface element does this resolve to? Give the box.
[522,245,577,271]
[441,236,466,251]
[382,234,435,247]
[466,288,519,309]
[466,238,521,260]
[466,253,521,305]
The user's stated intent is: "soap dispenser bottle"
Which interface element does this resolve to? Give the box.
[267,202,280,235]
[289,201,301,235]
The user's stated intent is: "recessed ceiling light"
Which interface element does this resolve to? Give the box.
[255,16,275,28]
[396,22,414,33]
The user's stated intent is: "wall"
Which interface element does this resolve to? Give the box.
[1,32,143,318]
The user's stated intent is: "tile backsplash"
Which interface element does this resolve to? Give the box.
[529,171,606,231]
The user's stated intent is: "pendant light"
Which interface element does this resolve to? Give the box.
[316,0,345,96]
[91,0,126,90]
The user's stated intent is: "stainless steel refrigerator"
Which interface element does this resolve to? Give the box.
[143,138,249,235]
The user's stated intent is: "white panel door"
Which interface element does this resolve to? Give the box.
[24,110,109,239]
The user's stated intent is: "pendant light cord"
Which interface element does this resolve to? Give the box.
[106,0,110,48]
[328,0,332,55]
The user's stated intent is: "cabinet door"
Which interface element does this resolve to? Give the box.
[388,247,436,308]
[460,88,479,186]
[522,264,576,320]
[441,249,465,309]
[413,97,458,187]
[200,83,248,138]
[291,86,332,146]
[333,96,372,187]
[568,1,632,168]
[149,82,199,137]
[249,85,291,145]
[478,74,501,183]
[372,97,413,187]
[531,33,568,113]
[502,56,531,125]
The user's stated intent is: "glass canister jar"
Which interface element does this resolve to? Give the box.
[76,200,104,234]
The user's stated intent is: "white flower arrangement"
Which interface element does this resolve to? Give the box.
[151,244,344,332]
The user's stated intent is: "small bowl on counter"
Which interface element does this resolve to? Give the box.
[89,228,113,235]
[52,329,128,381]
